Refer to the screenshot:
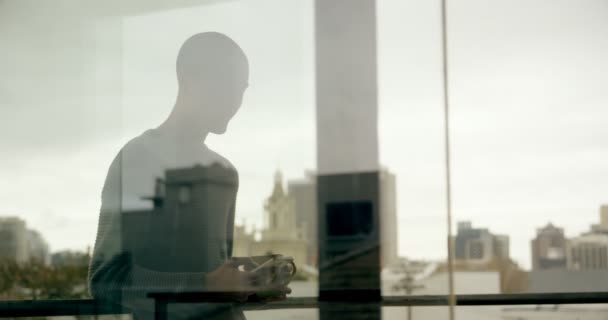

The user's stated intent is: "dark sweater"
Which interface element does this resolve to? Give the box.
[88,130,242,320]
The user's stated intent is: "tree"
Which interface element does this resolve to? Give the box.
[0,257,90,300]
[0,259,20,298]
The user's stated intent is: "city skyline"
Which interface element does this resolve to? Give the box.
[2,178,606,273]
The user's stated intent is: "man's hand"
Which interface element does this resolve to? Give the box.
[205,260,260,302]
[247,284,292,303]
[228,257,292,303]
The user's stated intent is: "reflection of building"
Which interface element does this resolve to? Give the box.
[453,221,509,263]
[250,171,308,266]
[121,164,239,272]
[0,217,50,264]
[531,223,567,270]
[287,168,398,267]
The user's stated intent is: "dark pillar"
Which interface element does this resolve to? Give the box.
[315,0,381,319]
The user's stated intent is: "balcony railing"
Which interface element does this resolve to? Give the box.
[2,292,608,318]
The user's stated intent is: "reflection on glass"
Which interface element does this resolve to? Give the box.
[1,1,607,320]
[89,32,290,320]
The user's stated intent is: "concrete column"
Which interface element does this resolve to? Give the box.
[315,1,381,319]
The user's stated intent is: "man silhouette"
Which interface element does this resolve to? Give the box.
[89,32,288,320]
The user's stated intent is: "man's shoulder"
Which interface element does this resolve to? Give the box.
[111,130,238,175]
[121,130,158,155]
[204,147,238,174]
[105,131,163,178]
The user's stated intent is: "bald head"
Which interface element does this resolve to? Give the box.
[176,32,249,89]
[172,32,249,135]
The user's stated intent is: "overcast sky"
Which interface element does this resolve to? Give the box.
[1,0,607,270]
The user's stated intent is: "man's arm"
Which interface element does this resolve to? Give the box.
[225,167,239,259]
[226,201,236,259]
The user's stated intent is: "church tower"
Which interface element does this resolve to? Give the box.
[251,170,308,266]
[261,171,299,240]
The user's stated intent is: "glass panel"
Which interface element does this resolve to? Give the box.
[380,0,608,306]
[2,0,608,319]
[447,0,608,296]
[2,0,317,316]
[377,0,449,301]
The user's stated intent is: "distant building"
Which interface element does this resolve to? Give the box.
[379,169,398,267]
[528,268,608,293]
[528,207,608,295]
[567,233,608,270]
[453,221,509,263]
[565,206,608,270]
[531,223,567,270]
[287,171,317,265]
[287,168,398,267]
[512,268,608,320]
[250,171,308,266]
[0,217,28,263]
[51,250,89,267]
[600,205,608,229]
[232,224,255,258]
[0,217,49,264]
[419,271,500,295]
[383,268,502,320]
[27,230,50,264]
[590,205,608,234]
[493,234,510,261]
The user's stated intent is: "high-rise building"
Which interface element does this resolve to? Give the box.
[531,223,567,270]
[561,206,608,271]
[453,221,509,263]
[593,204,608,233]
[567,233,608,270]
[493,234,510,260]
[287,168,398,267]
[0,217,49,264]
[0,217,28,263]
[380,169,398,267]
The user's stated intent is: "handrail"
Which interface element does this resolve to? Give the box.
[0,299,125,318]
[2,292,608,318]
[148,291,608,309]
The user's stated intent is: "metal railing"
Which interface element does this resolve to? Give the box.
[2,292,608,318]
